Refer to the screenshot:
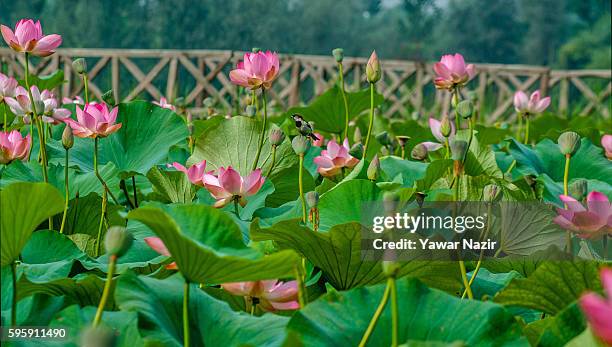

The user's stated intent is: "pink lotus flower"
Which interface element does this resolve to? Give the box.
[40,90,71,124]
[144,237,177,270]
[64,103,122,138]
[153,97,176,111]
[312,133,324,147]
[420,117,456,152]
[0,73,18,104]
[1,19,62,57]
[602,134,612,160]
[4,86,32,118]
[513,90,551,115]
[62,96,84,105]
[229,51,280,90]
[579,268,612,345]
[172,160,209,186]
[0,130,31,164]
[222,280,299,311]
[554,191,612,239]
[203,166,265,208]
[313,138,359,177]
[433,53,475,90]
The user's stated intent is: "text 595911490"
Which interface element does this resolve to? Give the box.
[1,327,68,341]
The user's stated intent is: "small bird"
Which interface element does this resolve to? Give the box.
[291,114,320,141]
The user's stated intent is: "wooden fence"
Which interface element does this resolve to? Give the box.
[1,48,610,121]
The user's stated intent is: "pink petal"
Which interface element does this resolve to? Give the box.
[421,142,443,152]
[31,34,62,55]
[1,25,17,48]
[579,292,612,344]
[586,191,611,221]
[326,140,341,158]
[229,69,250,88]
[144,237,171,257]
[433,62,451,79]
[218,167,242,195]
[313,155,334,169]
[172,162,188,174]
[514,91,528,112]
[559,195,586,213]
[243,169,264,196]
[429,117,445,143]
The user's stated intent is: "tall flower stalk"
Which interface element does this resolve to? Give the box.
[92,227,132,327]
[183,281,190,347]
[364,51,381,153]
[332,48,350,140]
[253,90,267,170]
[59,126,73,233]
[558,131,581,253]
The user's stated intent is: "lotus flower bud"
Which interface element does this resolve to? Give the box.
[411,143,428,161]
[569,179,588,201]
[440,116,452,138]
[354,127,362,144]
[80,326,116,347]
[203,97,214,107]
[104,226,133,258]
[382,260,400,278]
[367,155,380,180]
[349,143,364,159]
[62,125,74,150]
[251,47,261,53]
[558,131,581,156]
[483,184,501,202]
[245,105,257,117]
[72,58,87,75]
[102,90,115,106]
[269,127,285,146]
[376,131,391,146]
[366,50,381,84]
[305,191,319,209]
[292,135,310,155]
[332,48,344,63]
[450,139,468,161]
[456,100,474,119]
[451,92,459,108]
[396,135,410,148]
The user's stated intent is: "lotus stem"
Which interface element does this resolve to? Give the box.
[358,282,391,347]
[524,117,530,144]
[252,90,267,171]
[93,254,116,327]
[93,137,119,204]
[364,83,375,153]
[452,88,460,130]
[11,261,17,326]
[183,281,190,347]
[445,138,450,160]
[338,62,350,141]
[119,179,135,209]
[83,74,90,104]
[453,168,473,299]
[516,113,523,141]
[131,176,138,207]
[298,154,307,223]
[563,153,573,254]
[295,263,306,308]
[462,204,492,299]
[389,277,398,347]
[233,199,239,217]
[95,189,107,257]
[60,149,70,234]
[464,117,474,162]
[265,145,277,177]
[603,235,608,261]
[2,103,7,131]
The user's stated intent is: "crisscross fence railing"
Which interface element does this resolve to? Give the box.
[1,48,610,122]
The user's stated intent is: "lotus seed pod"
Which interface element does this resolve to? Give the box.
[366,50,381,84]
[411,143,428,161]
[245,105,257,117]
[569,179,588,201]
[396,135,410,147]
[382,260,400,278]
[349,143,364,159]
[72,58,87,75]
[450,139,468,161]
[251,47,261,53]
[483,184,501,202]
[269,127,285,146]
[332,48,344,63]
[291,135,310,155]
[440,116,452,138]
[104,226,133,258]
[101,90,115,106]
[305,191,319,208]
[367,155,380,180]
[558,131,581,156]
[451,92,459,108]
[376,131,391,146]
[456,100,474,119]
[354,127,362,144]
[62,125,74,150]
